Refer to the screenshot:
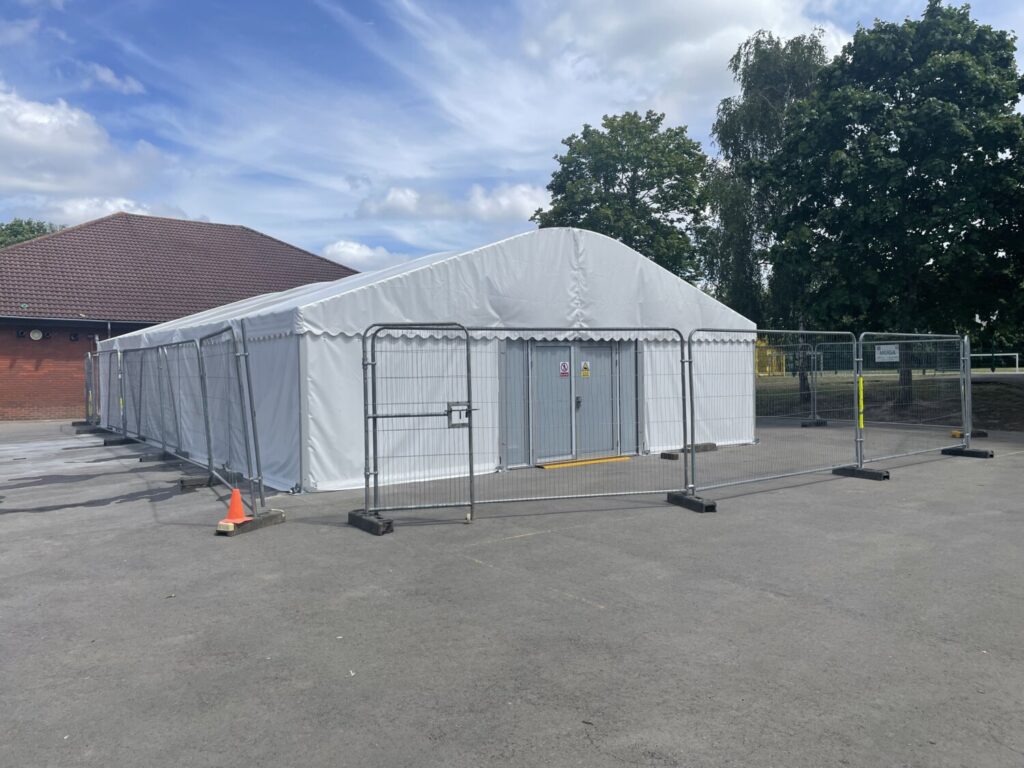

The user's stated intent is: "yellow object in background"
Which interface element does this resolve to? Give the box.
[755,340,787,376]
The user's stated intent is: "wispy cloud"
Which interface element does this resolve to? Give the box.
[0,17,40,46]
[80,62,145,94]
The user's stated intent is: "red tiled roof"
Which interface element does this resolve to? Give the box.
[0,212,357,322]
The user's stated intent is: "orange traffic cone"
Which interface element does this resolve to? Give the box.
[217,488,252,532]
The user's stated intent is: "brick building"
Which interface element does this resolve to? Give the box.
[0,213,355,420]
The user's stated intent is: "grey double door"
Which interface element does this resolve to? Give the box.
[527,341,637,464]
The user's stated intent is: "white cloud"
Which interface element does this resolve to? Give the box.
[81,62,145,94]
[322,239,410,271]
[357,183,547,224]
[0,83,161,195]
[17,0,64,9]
[49,196,151,222]
[467,184,549,222]
[0,17,40,46]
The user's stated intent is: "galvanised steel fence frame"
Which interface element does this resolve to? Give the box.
[89,326,266,516]
[362,323,689,518]
[361,325,977,517]
[686,329,859,494]
[856,332,970,466]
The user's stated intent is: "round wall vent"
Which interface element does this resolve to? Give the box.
[29,329,43,341]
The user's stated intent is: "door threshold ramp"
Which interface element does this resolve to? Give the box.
[538,456,631,470]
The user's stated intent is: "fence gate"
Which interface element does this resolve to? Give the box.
[363,323,474,518]
[858,333,969,463]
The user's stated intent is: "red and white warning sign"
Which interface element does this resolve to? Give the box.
[559,361,570,377]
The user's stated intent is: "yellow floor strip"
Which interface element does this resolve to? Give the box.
[538,456,631,470]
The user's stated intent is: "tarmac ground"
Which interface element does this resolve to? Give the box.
[2,420,1023,767]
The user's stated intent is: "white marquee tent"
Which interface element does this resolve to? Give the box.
[97,228,755,492]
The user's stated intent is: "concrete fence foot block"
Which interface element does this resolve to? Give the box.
[139,451,179,463]
[178,475,211,491]
[801,419,828,428]
[666,492,717,513]
[349,510,395,535]
[103,436,136,446]
[941,447,994,459]
[832,466,890,481]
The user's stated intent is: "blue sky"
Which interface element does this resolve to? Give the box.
[0,0,1021,270]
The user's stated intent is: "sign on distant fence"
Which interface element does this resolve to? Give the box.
[874,344,899,363]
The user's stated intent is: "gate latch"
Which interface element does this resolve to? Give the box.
[447,401,471,428]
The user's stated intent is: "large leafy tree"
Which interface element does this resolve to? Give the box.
[769,1,1024,337]
[698,31,827,325]
[532,110,706,279]
[0,218,61,248]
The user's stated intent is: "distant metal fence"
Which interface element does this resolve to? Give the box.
[90,326,266,515]
[361,325,975,518]
[858,333,968,464]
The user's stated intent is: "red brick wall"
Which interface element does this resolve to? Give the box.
[0,325,99,420]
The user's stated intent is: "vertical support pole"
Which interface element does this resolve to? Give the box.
[136,350,146,439]
[810,344,820,421]
[851,335,860,468]
[231,327,258,515]
[195,340,215,484]
[156,349,167,455]
[370,332,380,510]
[118,351,127,438]
[84,353,92,424]
[962,335,972,448]
[465,327,475,522]
[239,320,265,507]
[362,331,373,514]
[687,333,698,494]
[678,331,689,493]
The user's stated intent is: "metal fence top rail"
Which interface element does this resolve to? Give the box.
[859,332,963,341]
[688,328,857,344]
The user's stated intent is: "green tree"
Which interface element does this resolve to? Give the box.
[697,30,827,325]
[532,110,706,279]
[769,1,1024,338]
[0,218,61,248]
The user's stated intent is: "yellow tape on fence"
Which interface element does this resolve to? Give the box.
[857,376,864,429]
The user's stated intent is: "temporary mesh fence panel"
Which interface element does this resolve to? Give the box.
[364,325,691,514]
[859,333,967,463]
[198,327,260,512]
[688,329,857,492]
[161,341,208,459]
[84,352,100,424]
[364,325,473,513]
[470,328,688,505]
[139,347,165,443]
[99,350,121,432]
[121,348,145,438]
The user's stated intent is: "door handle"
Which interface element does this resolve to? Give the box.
[575,395,582,408]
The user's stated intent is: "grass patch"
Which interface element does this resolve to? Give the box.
[970,379,1024,431]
